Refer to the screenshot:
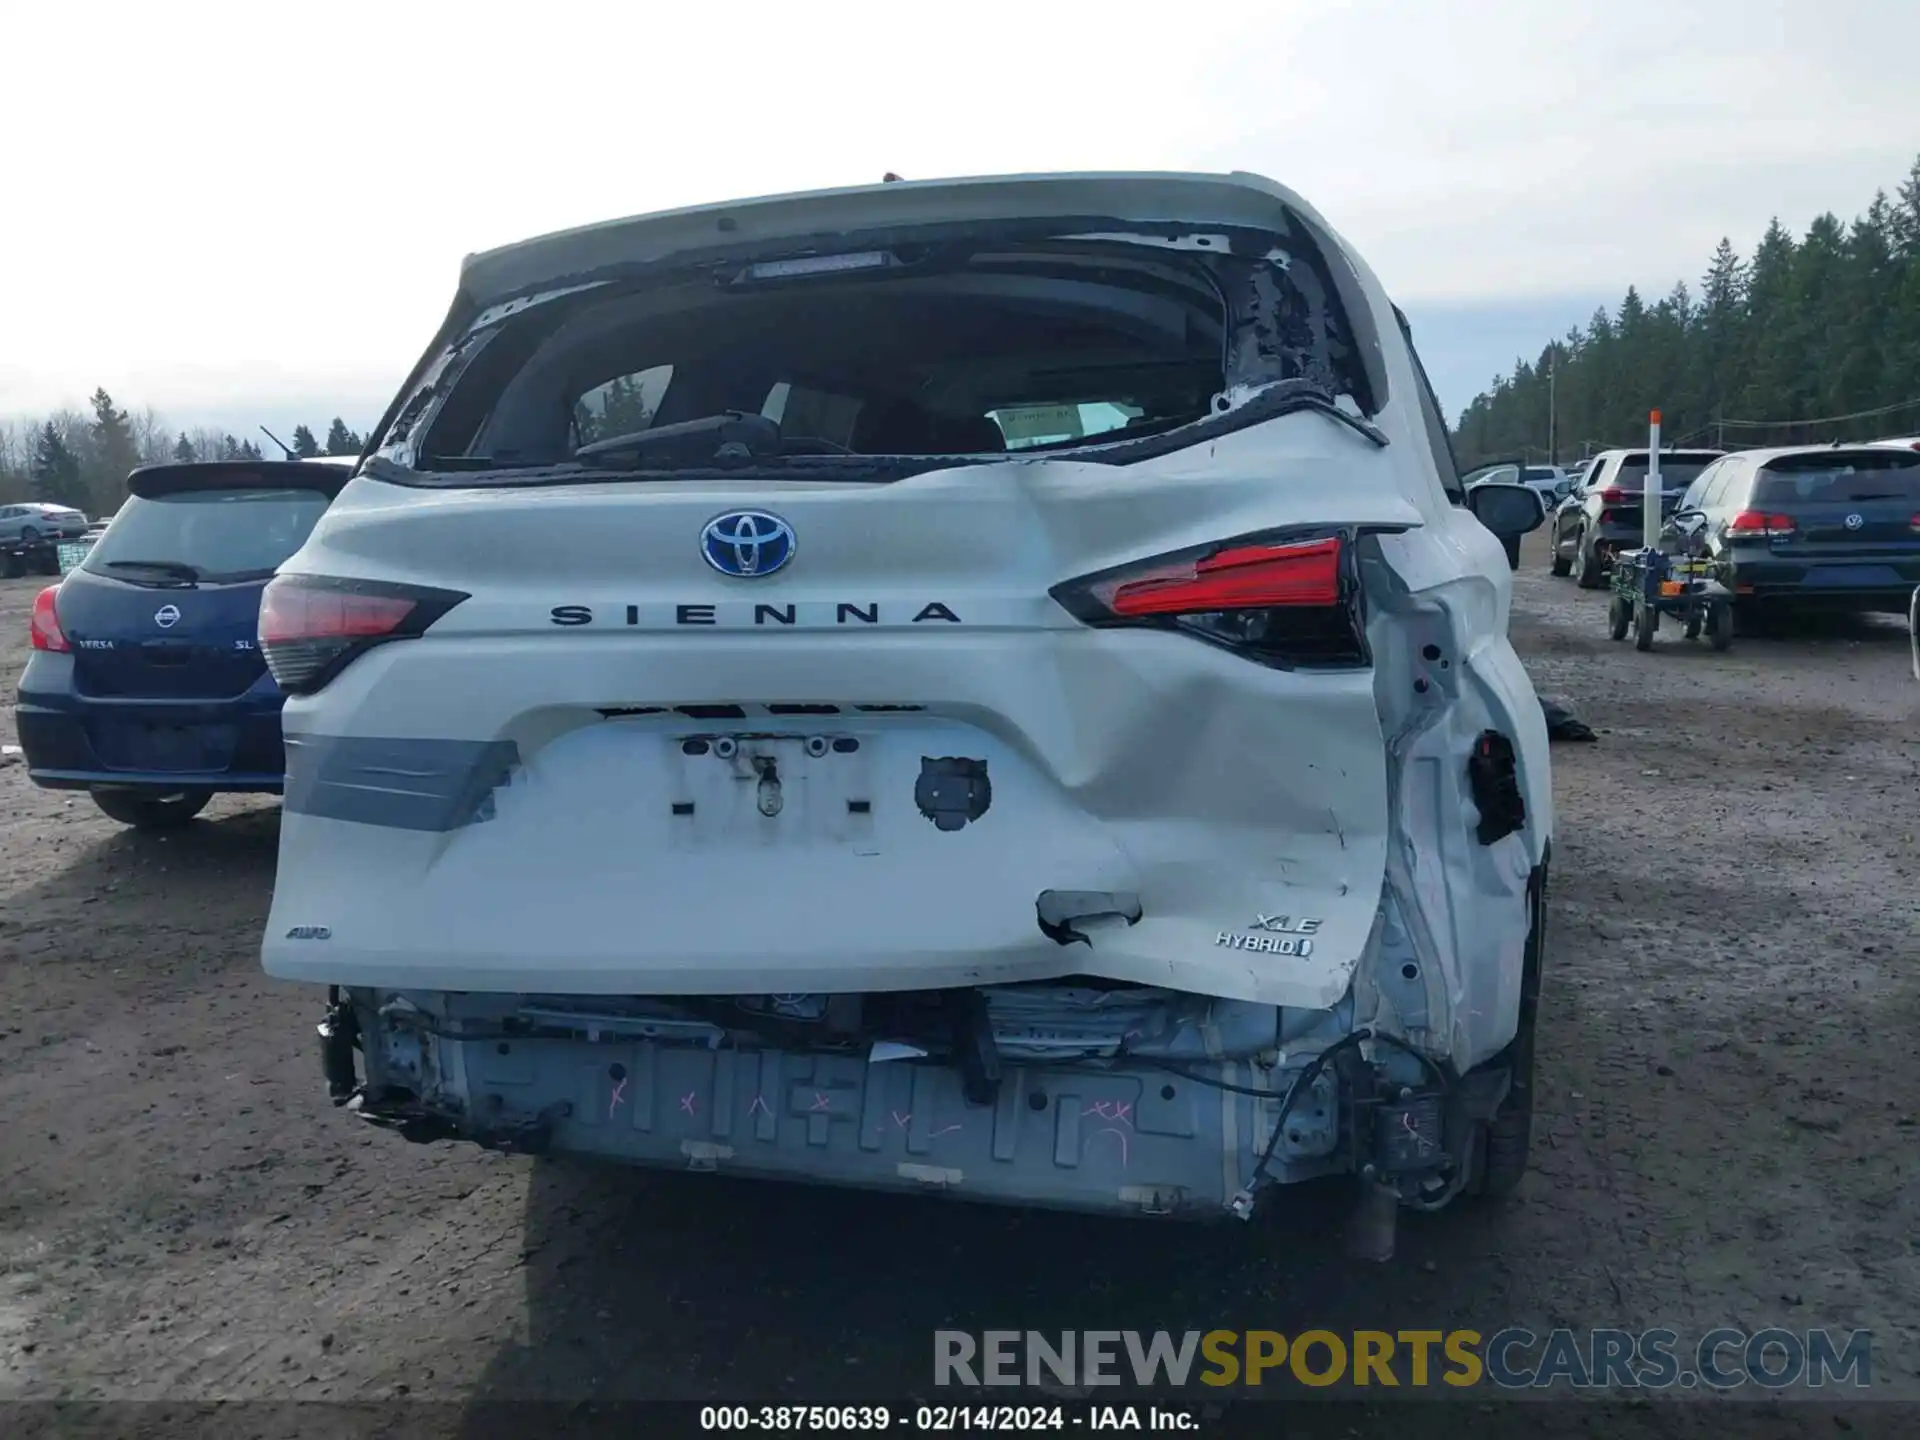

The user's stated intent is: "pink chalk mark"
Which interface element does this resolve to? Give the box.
[1081,1100,1136,1128]
[679,1091,698,1117]
[810,1092,833,1113]
[890,1110,912,1130]
[749,1095,772,1118]
[607,1077,628,1119]
[1092,1126,1131,1166]
[930,1123,962,1139]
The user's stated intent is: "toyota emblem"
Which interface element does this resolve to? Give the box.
[700,511,796,578]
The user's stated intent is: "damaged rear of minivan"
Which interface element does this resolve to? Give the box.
[261,172,1551,1249]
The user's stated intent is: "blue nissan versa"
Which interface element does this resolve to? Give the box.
[18,458,352,829]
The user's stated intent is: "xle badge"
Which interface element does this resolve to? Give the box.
[1215,914,1322,957]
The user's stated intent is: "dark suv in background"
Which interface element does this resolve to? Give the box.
[17,459,351,829]
[1549,448,1724,586]
[1670,444,1920,616]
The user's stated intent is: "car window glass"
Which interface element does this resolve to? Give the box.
[1615,455,1716,496]
[1679,462,1719,510]
[763,382,865,449]
[81,488,332,583]
[1713,466,1739,505]
[571,364,674,447]
[1392,310,1464,501]
[1753,454,1920,504]
[989,402,1140,450]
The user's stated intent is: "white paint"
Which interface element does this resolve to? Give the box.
[262,173,1551,1072]
[1645,414,1664,551]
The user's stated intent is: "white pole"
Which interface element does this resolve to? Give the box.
[1643,409,1663,551]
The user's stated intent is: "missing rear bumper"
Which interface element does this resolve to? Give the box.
[320,983,1500,1223]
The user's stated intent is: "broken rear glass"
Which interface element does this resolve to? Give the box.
[396,229,1375,483]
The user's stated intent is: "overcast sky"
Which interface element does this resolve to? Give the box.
[4,0,1915,432]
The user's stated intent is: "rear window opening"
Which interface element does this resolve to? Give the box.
[1755,452,1920,505]
[81,488,332,586]
[404,231,1373,482]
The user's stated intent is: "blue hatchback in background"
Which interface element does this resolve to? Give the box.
[17,458,353,829]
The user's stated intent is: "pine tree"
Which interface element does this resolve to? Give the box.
[1739,219,1800,433]
[173,433,197,463]
[1833,196,1896,415]
[1892,156,1920,259]
[222,434,243,460]
[1452,152,1920,463]
[1696,238,1749,440]
[31,421,85,509]
[323,418,362,455]
[87,387,140,509]
[291,424,320,458]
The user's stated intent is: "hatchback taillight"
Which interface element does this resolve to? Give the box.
[259,574,468,694]
[1728,511,1795,538]
[29,585,68,652]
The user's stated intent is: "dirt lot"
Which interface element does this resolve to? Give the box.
[2,533,1917,1430]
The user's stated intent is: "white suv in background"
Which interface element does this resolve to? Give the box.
[260,171,1552,1247]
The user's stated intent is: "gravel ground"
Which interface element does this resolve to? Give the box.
[1,533,1916,1434]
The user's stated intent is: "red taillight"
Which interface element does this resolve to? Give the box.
[1728,511,1796,538]
[1105,537,1342,617]
[258,574,468,694]
[1598,486,1631,504]
[1050,533,1364,667]
[1909,513,1920,534]
[29,585,68,652]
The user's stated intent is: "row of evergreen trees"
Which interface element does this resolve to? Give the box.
[0,395,365,517]
[1451,155,1920,469]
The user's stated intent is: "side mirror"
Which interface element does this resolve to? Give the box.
[1467,481,1547,539]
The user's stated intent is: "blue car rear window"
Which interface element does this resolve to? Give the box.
[81,488,330,583]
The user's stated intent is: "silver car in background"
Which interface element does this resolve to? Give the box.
[0,502,89,544]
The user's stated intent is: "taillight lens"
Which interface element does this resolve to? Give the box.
[1598,486,1630,504]
[1050,532,1366,667]
[29,584,68,652]
[1908,513,1920,534]
[1728,511,1796,538]
[259,574,468,694]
